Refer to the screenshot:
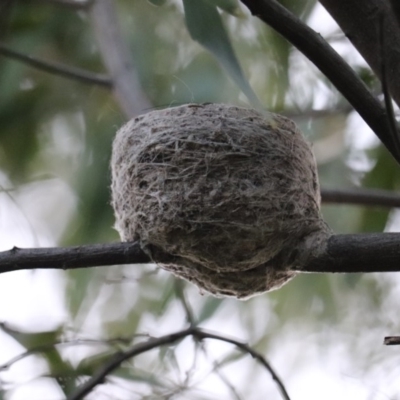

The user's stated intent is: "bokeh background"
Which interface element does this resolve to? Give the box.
[1,0,400,399]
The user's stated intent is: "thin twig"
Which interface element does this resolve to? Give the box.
[0,43,112,87]
[67,328,194,400]
[378,13,400,160]
[193,330,291,400]
[200,345,243,400]
[174,280,196,326]
[240,0,400,164]
[67,327,290,400]
[174,284,242,399]
[321,188,400,208]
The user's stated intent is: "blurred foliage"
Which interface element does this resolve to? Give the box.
[183,0,261,108]
[1,0,400,399]
[360,146,400,232]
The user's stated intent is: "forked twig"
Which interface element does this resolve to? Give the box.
[174,286,242,399]
[67,327,290,400]
[0,43,112,87]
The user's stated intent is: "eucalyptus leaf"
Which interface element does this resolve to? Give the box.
[146,0,167,6]
[112,367,167,387]
[360,146,399,232]
[198,297,224,323]
[76,349,116,375]
[0,323,62,349]
[204,0,245,17]
[182,0,262,108]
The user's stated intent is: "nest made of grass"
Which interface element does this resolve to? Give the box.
[111,103,330,298]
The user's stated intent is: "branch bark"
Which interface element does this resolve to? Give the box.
[299,233,400,273]
[1,233,400,275]
[239,0,400,163]
[319,0,400,107]
[389,0,400,29]
[0,242,150,274]
[321,188,400,208]
[0,43,112,87]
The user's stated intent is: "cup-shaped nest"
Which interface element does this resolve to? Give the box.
[111,103,330,298]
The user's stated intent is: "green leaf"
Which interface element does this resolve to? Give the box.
[204,0,245,17]
[198,297,224,323]
[360,145,400,232]
[216,349,246,367]
[112,367,167,388]
[77,349,117,375]
[182,0,262,108]
[146,0,167,6]
[0,323,62,349]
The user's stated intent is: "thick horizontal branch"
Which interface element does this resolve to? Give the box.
[300,233,400,273]
[1,233,400,275]
[0,43,112,87]
[240,0,400,164]
[384,336,400,345]
[68,326,289,400]
[321,188,400,208]
[0,242,150,274]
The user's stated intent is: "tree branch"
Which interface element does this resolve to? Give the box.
[299,233,400,273]
[389,0,400,29]
[174,287,243,399]
[379,12,400,160]
[0,43,112,87]
[319,0,400,108]
[205,352,243,400]
[89,0,152,118]
[1,233,400,275]
[384,336,400,345]
[239,0,400,163]
[321,188,400,208]
[67,327,290,400]
[192,329,290,400]
[0,242,150,274]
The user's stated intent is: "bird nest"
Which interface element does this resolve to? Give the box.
[111,103,330,298]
